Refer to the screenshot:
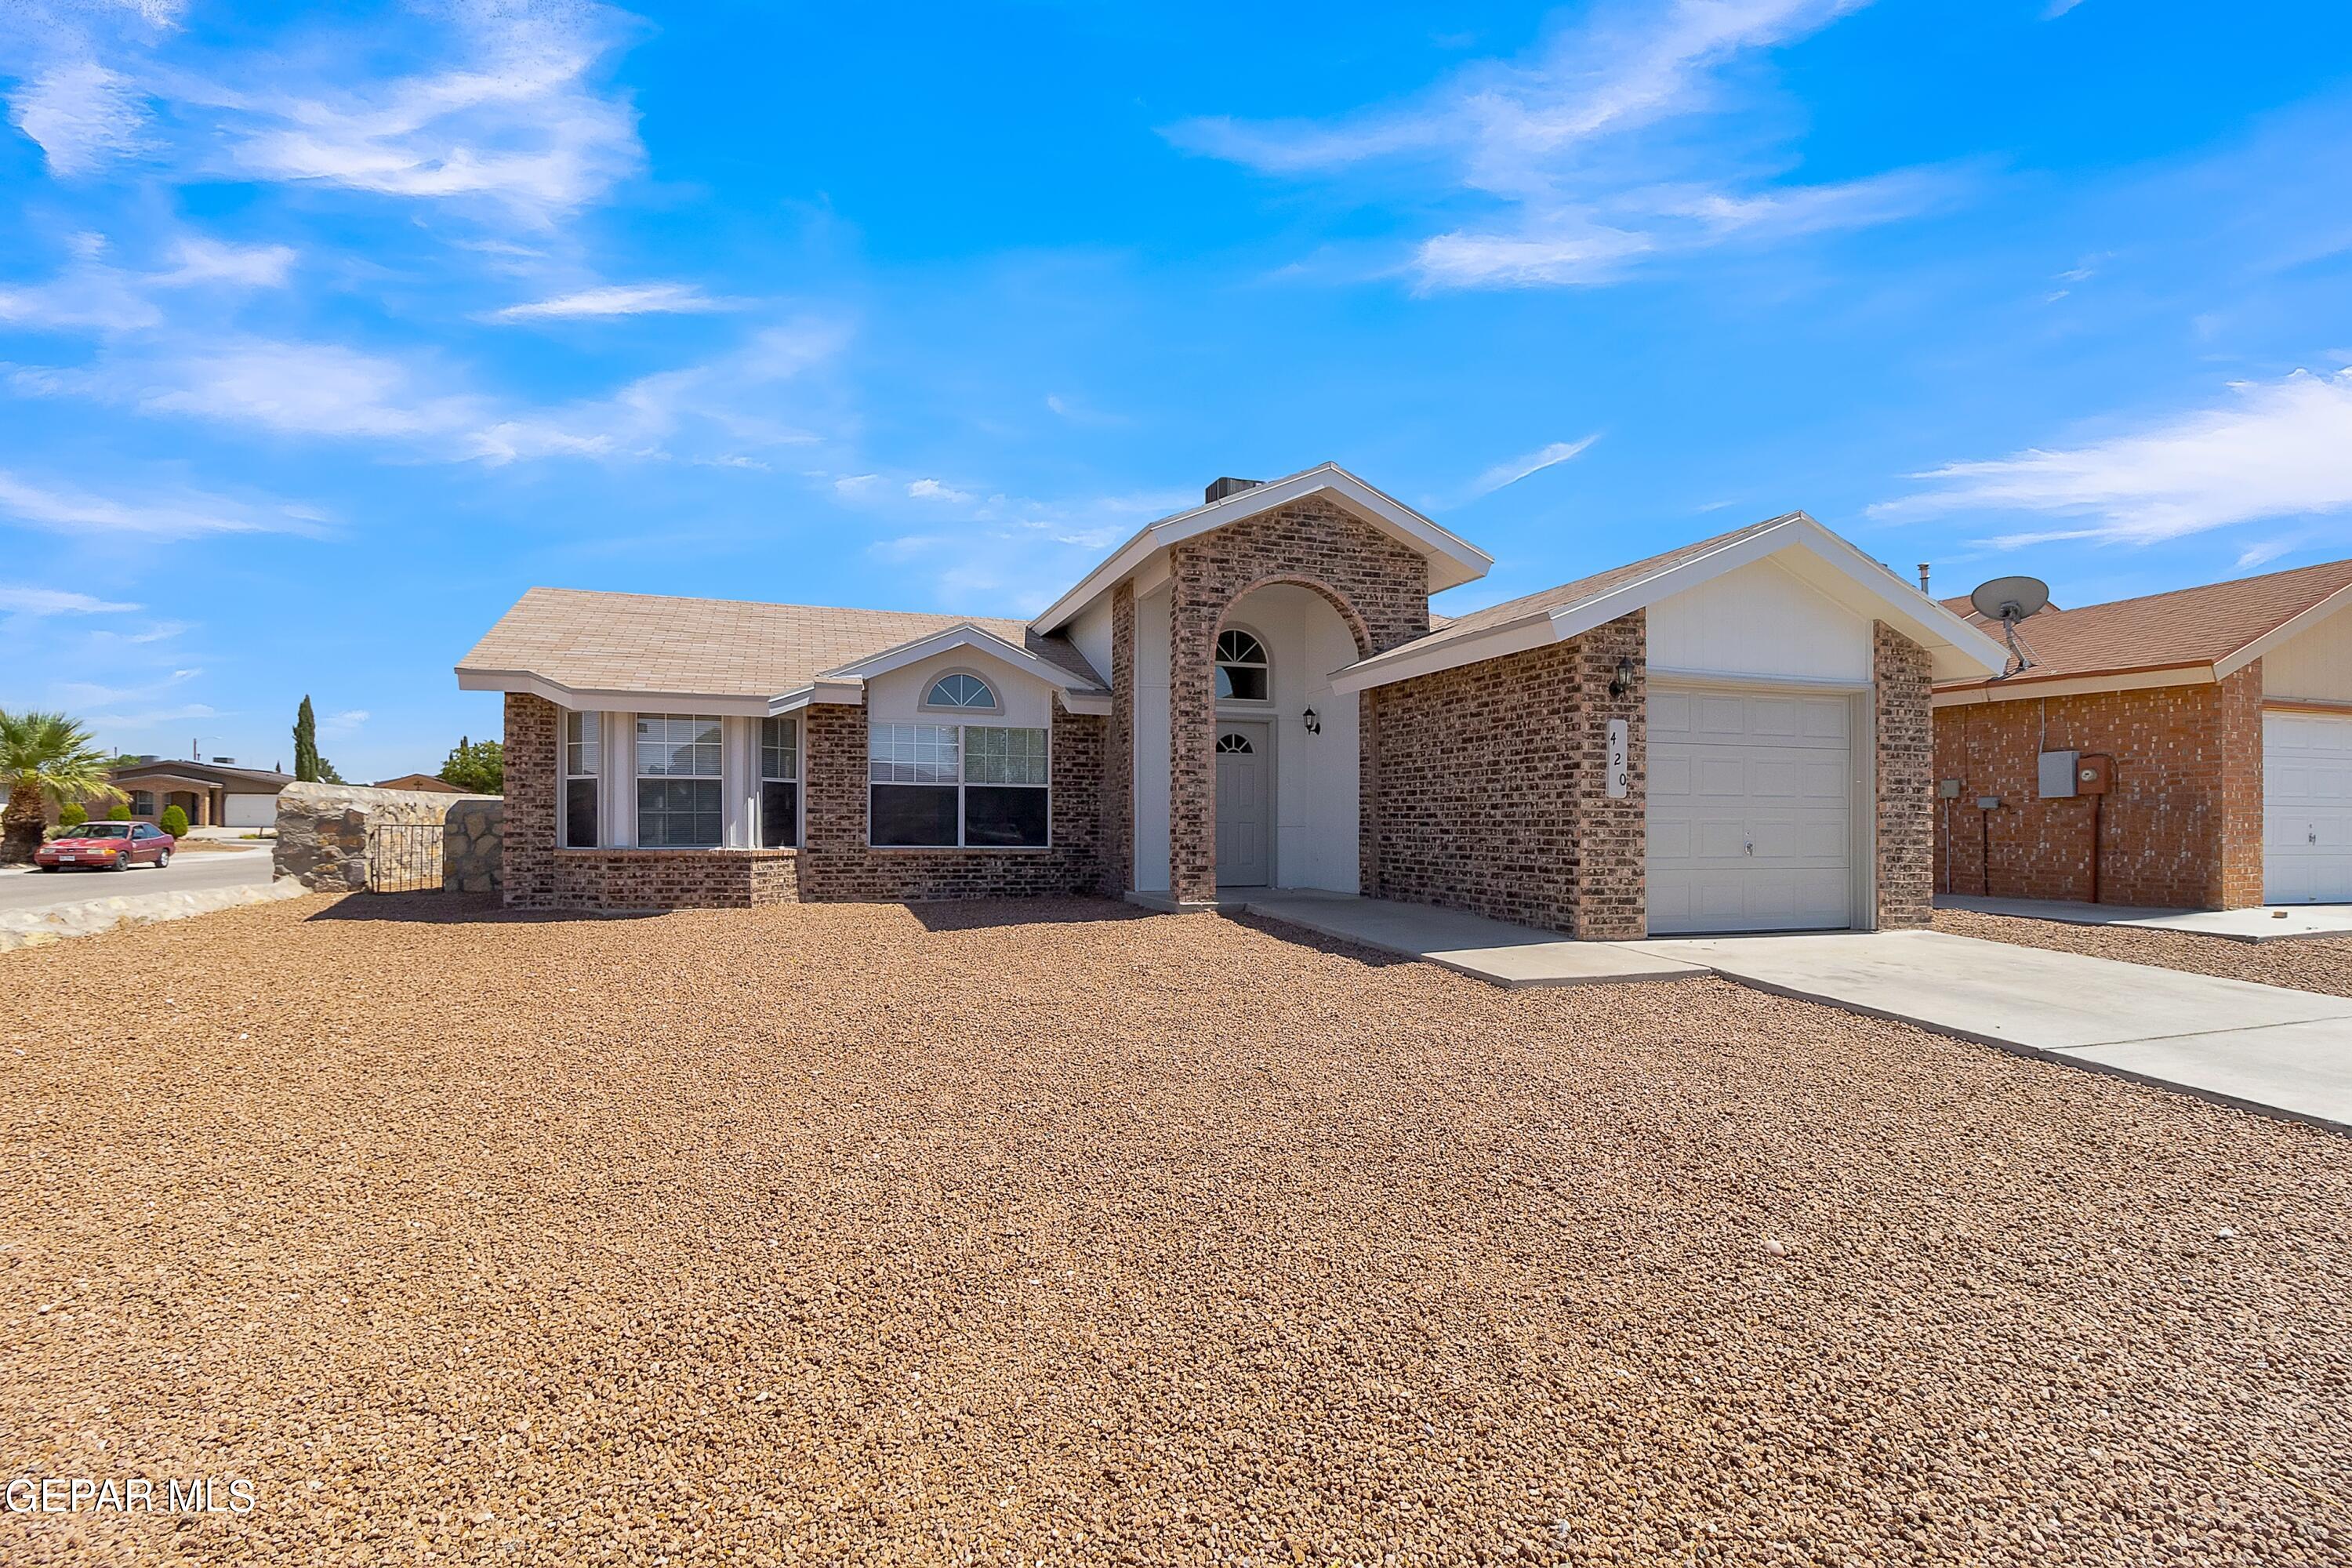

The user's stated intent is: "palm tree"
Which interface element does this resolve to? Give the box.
[0,710,125,864]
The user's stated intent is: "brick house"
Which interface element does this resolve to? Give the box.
[459,465,2005,932]
[1934,557,2352,909]
[99,758,294,829]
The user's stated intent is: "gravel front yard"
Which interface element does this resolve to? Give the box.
[4,894,2350,1566]
[1933,906,2352,998]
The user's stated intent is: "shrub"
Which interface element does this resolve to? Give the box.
[59,801,87,829]
[160,804,190,837]
[107,802,132,821]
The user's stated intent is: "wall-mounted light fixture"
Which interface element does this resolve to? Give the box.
[1301,706,1321,735]
[1608,655,1636,699]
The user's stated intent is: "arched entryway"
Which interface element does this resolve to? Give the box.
[1174,575,1373,898]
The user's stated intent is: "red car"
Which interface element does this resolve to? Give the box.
[35,822,176,872]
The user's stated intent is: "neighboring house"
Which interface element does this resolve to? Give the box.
[459,463,2005,933]
[103,758,296,829]
[1933,557,2352,909]
[373,773,465,793]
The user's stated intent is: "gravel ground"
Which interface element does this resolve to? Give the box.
[4,894,2350,1567]
[1934,906,2352,999]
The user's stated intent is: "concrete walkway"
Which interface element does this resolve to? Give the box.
[1172,891,2352,1132]
[1229,889,1708,986]
[1630,931,2352,1133]
[1939,893,2352,944]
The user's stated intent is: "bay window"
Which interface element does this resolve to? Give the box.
[870,722,1049,848]
[564,711,601,848]
[760,716,800,848]
[636,713,722,848]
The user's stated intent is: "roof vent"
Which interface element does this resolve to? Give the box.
[1204,476,1261,505]
[136,753,159,763]
[212,756,235,764]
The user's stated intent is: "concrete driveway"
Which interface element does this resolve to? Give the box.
[1631,930,2352,1134]
[0,843,275,916]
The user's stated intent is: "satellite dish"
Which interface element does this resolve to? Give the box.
[1969,575,2049,677]
[1969,575,2049,624]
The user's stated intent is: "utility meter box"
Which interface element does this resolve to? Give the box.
[1938,778,1963,799]
[2078,753,2115,794]
[2038,749,2081,799]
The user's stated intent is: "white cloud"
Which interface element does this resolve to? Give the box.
[489,282,734,321]
[1164,0,1944,291]
[867,488,1191,615]
[194,6,644,224]
[0,585,140,615]
[0,230,296,333]
[7,60,152,175]
[906,477,973,503]
[155,235,299,289]
[82,701,217,728]
[324,708,368,731]
[0,468,328,539]
[1872,368,2352,546]
[1468,434,1600,496]
[834,474,880,495]
[2045,0,2088,16]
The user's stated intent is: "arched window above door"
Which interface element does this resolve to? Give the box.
[1215,629,1269,702]
[1215,731,1254,754]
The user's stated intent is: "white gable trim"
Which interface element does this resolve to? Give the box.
[2215,579,2352,681]
[820,622,1106,692]
[1327,514,2007,694]
[1030,463,1493,635]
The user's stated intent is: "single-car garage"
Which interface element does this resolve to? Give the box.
[2264,710,2352,905]
[1648,684,1858,935]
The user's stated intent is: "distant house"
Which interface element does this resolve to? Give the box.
[373,772,464,793]
[107,758,296,829]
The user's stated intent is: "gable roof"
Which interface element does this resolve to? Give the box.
[1935,556,2352,696]
[1330,513,2008,693]
[456,587,1104,716]
[1030,462,1493,634]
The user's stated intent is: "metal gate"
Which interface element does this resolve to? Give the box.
[365,822,445,892]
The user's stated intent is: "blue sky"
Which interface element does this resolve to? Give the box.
[4,0,2350,782]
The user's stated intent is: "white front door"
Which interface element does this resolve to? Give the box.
[2264,711,2352,903]
[1647,684,1853,934]
[1215,722,1271,887]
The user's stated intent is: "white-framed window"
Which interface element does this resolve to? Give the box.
[563,711,601,848]
[636,713,722,848]
[760,716,800,848]
[1216,628,1270,702]
[923,671,998,711]
[869,722,1049,848]
[129,789,157,816]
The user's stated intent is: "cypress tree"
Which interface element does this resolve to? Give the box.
[293,695,320,782]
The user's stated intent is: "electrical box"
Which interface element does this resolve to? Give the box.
[1938,778,1963,799]
[2038,749,2081,800]
[2078,753,2115,795]
[1976,796,2000,811]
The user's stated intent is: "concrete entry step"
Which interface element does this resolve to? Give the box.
[1938,893,2352,945]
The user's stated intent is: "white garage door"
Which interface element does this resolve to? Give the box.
[2265,712,2352,904]
[222,792,278,829]
[1648,685,1853,935]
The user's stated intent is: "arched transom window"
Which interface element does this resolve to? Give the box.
[1214,629,1269,702]
[1216,731,1254,754]
[925,671,997,710]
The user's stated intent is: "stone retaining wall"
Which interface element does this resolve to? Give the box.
[274,781,504,893]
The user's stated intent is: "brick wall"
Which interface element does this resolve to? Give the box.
[543,848,799,909]
[503,692,559,906]
[1932,670,2267,910]
[1873,622,1935,929]
[797,696,1109,902]
[1364,613,1646,938]
[1164,495,1430,902]
[1105,581,1135,897]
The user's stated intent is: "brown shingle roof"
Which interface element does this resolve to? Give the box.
[459,588,1104,700]
[1936,557,2352,691]
[1386,515,1797,662]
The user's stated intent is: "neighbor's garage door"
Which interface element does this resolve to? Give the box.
[222,792,278,829]
[2264,711,2352,904]
[1647,685,1853,935]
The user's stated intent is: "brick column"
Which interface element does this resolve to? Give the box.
[1873,622,1935,928]
[1105,582,1135,896]
[1566,612,1647,938]
[2210,660,2265,909]
[503,692,559,907]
